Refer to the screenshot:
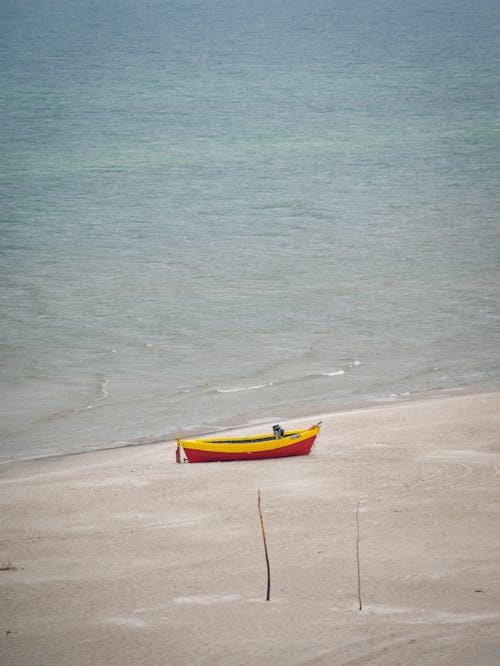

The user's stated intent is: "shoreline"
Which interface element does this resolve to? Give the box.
[2,382,499,468]
[1,385,499,665]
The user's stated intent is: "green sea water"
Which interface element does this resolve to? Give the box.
[1,0,499,461]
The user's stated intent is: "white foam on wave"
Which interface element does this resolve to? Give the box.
[179,360,361,403]
[215,382,273,393]
[191,366,355,396]
[76,377,110,411]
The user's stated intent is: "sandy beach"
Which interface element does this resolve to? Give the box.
[1,388,499,665]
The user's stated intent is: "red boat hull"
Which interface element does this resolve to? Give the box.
[181,433,318,464]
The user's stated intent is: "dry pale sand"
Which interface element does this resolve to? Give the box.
[1,388,499,665]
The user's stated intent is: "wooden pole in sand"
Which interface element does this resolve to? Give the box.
[356,500,362,611]
[257,489,271,601]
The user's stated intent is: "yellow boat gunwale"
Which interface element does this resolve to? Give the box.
[179,426,320,454]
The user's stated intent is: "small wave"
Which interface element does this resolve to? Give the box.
[210,370,349,393]
[177,382,260,398]
[179,362,360,399]
[75,377,110,412]
[16,375,112,431]
[179,383,214,395]
[214,382,274,393]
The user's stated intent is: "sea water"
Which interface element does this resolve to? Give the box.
[1,0,499,461]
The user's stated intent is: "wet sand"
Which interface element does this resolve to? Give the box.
[1,388,499,665]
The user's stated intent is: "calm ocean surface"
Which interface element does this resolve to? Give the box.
[1,0,499,461]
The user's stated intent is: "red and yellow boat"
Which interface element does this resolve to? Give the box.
[176,422,321,463]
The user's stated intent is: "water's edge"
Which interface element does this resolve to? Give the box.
[2,382,498,468]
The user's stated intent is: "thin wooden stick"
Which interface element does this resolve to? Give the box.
[356,500,362,611]
[257,489,271,601]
